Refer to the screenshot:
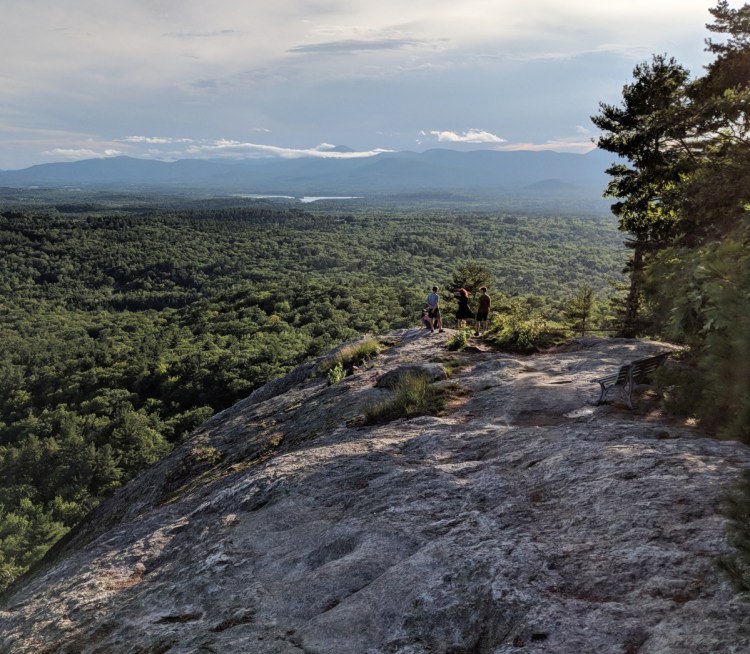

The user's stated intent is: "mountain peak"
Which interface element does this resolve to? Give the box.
[2,329,747,652]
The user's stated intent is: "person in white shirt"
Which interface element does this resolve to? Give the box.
[426,286,444,333]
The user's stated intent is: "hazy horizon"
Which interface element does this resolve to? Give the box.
[1,1,719,170]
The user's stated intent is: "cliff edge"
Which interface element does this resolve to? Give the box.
[1,329,749,653]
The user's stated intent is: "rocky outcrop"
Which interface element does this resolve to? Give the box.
[2,329,750,653]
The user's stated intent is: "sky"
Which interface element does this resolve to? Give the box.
[0,0,724,170]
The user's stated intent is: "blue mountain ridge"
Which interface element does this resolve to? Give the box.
[0,148,614,197]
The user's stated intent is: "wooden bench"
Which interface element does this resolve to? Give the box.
[591,352,670,409]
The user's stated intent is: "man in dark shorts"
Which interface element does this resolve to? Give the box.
[475,287,490,335]
[427,286,443,333]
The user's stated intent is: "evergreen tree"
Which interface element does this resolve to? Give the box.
[449,261,493,297]
[591,54,694,336]
[595,2,750,440]
[565,285,596,336]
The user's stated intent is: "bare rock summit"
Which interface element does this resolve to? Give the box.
[2,329,750,653]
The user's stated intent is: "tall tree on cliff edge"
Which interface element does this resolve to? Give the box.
[591,54,694,337]
[593,2,750,441]
[668,1,750,438]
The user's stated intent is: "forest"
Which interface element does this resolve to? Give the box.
[0,202,624,591]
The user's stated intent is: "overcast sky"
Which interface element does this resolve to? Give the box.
[0,0,722,169]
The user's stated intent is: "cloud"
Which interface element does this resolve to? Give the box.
[41,148,122,160]
[163,30,238,38]
[495,139,595,154]
[289,38,424,55]
[185,139,392,159]
[120,136,194,144]
[427,129,506,144]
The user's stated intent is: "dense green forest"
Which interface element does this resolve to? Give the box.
[0,202,623,590]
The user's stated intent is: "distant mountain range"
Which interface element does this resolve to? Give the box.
[0,149,615,199]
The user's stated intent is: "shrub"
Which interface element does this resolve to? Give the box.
[447,330,470,351]
[327,361,345,385]
[483,298,559,353]
[364,372,445,424]
[318,337,382,377]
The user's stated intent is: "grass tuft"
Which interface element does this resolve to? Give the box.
[364,371,445,424]
[318,337,383,379]
[447,330,471,351]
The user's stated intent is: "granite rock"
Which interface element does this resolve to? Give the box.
[1,330,749,653]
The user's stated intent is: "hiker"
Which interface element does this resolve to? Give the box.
[474,287,491,335]
[427,286,444,332]
[453,288,474,328]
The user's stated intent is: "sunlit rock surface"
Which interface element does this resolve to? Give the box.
[2,330,750,653]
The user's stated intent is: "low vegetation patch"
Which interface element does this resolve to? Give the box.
[447,330,471,351]
[364,371,446,424]
[483,301,566,353]
[326,361,346,385]
[318,337,383,380]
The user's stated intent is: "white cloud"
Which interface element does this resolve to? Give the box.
[428,129,506,144]
[120,136,194,144]
[495,138,595,154]
[41,148,122,160]
[185,139,393,159]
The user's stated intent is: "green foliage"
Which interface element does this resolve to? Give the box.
[319,337,383,377]
[483,297,560,353]
[594,1,750,591]
[327,362,346,386]
[659,234,750,441]
[364,372,446,424]
[449,261,493,297]
[565,285,596,336]
[592,54,692,242]
[592,53,693,337]
[447,330,471,351]
[593,2,750,441]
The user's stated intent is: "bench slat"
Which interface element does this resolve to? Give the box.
[591,352,670,408]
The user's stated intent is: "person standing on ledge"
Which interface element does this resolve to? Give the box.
[475,287,491,336]
[427,286,443,333]
[453,288,474,328]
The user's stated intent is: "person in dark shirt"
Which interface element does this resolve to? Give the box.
[474,287,491,335]
[453,288,474,328]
